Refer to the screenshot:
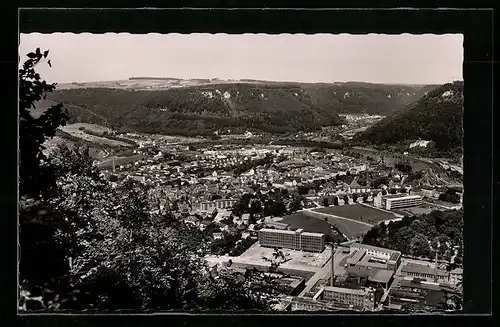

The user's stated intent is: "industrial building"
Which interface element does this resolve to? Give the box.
[312,286,376,311]
[344,243,402,290]
[387,277,457,310]
[382,194,423,210]
[289,297,339,311]
[277,276,306,296]
[258,228,326,252]
[349,243,402,271]
[400,262,450,283]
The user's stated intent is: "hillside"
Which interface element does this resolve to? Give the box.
[354,81,463,152]
[45,81,436,137]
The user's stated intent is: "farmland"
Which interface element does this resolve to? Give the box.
[313,204,397,224]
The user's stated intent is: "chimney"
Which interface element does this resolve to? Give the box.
[330,243,335,286]
[434,249,439,282]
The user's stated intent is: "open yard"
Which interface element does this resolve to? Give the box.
[313,204,397,224]
[238,242,332,270]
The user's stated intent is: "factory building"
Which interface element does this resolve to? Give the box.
[258,228,326,252]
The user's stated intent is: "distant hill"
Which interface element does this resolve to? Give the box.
[354,81,463,152]
[45,81,436,137]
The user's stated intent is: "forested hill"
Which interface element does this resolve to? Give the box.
[354,81,463,151]
[45,82,435,136]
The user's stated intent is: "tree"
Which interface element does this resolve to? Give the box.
[362,193,369,202]
[323,197,329,207]
[19,49,283,312]
[19,48,68,200]
[390,188,397,195]
[333,196,339,206]
[289,196,303,213]
[352,193,358,203]
[343,195,350,204]
[439,189,460,204]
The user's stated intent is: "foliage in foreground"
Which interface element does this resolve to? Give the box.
[19,49,282,312]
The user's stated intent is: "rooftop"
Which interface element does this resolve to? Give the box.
[350,243,400,256]
[385,194,422,201]
[323,286,367,296]
[347,249,366,265]
[401,263,449,277]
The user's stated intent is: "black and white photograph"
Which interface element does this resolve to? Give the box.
[19,31,464,313]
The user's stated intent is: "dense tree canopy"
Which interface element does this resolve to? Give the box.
[362,209,463,263]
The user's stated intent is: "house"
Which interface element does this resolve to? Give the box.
[449,267,463,286]
[214,209,232,223]
[242,232,251,239]
[184,215,200,227]
[200,219,212,227]
[213,232,224,240]
[242,213,251,225]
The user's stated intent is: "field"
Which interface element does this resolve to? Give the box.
[313,204,397,223]
[59,124,133,148]
[304,211,373,240]
[280,212,347,243]
[97,155,147,169]
[65,123,111,134]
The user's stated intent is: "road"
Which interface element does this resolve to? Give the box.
[298,249,349,297]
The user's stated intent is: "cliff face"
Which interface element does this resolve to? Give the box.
[355,82,463,151]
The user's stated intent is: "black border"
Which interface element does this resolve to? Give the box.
[1,5,494,327]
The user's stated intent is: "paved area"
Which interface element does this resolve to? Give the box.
[298,249,350,297]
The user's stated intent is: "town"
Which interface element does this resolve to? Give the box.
[90,126,464,312]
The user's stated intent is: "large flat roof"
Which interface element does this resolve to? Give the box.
[401,263,449,277]
[350,243,401,255]
[385,195,422,201]
[347,249,366,264]
[323,286,367,296]
[369,269,394,283]
[259,228,324,237]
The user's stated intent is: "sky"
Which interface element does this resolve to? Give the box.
[19,33,463,85]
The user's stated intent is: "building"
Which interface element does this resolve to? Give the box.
[388,277,455,310]
[277,276,306,296]
[382,194,423,210]
[350,243,402,270]
[263,221,290,230]
[345,243,402,289]
[449,267,463,287]
[258,228,326,252]
[400,262,450,283]
[200,198,237,212]
[290,297,338,311]
[313,286,376,311]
